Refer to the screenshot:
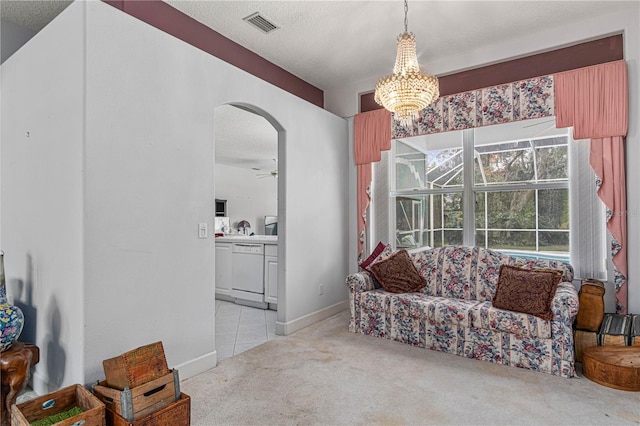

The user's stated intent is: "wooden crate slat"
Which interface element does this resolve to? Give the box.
[105,393,190,426]
[93,370,179,421]
[103,341,170,390]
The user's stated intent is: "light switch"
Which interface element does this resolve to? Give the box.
[198,223,208,238]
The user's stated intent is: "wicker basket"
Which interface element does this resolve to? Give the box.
[599,313,632,346]
[630,314,640,346]
[575,279,605,332]
[575,329,598,363]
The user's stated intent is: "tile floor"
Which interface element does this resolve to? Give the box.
[215,299,277,361]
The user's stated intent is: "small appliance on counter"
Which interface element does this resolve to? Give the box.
[264,216,277,235]
[214,217,230,235]
[237,220,251,235]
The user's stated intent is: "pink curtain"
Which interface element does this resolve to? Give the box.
[554,60,629,313]
[354,108,392,260]
[357,163,372,259]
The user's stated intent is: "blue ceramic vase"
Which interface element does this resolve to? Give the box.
[0,251,24,352]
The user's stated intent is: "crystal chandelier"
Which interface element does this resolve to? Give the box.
[374,0,439,125]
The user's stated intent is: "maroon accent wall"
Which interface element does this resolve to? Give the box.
[102,0,324,108]
[360,34,624,113]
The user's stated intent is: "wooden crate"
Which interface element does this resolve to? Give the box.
[575,329,598,363]
[94,370,180,422]
[11,384,105,426]
[598,313,632,346]
[104,393,190,426]
[103,341,170,390]
[630,314,640,346]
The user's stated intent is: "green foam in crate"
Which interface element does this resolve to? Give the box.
[30,406,83,426]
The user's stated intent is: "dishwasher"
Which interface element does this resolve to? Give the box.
[230,243,267,309]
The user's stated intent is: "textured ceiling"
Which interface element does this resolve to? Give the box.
[2,1,630,93]
[165,0,627,90]
[1,0,633,172]
[0,0,72,31]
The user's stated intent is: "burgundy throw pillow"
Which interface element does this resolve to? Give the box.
[492,264,562,320]
[369,249,427,294]
[359,241,392,271]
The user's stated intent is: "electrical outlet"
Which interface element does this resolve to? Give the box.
[319,283,325,295]
[198,223,208,238]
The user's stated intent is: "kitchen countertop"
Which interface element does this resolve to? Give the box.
[215,235,278,244]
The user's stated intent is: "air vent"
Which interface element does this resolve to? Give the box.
[243,12,279,34]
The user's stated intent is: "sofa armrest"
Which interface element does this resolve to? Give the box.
[346,271,376,293]
[551,281,579,323]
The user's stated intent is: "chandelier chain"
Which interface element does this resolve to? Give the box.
[404,0,408,33]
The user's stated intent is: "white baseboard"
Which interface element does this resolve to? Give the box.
[32,351,218,392]
[173,350,217,381]
[32,369,51,395]
[276,300,348,335]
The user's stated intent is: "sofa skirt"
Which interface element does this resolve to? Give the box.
[353,290,576,378]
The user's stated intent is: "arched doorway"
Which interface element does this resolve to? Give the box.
[212,103,285,360]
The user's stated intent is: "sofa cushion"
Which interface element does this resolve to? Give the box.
[390,291,478,328]
[509,256,573,283]
[474,248,513,301]
[370,250,427,294]
[470,301,552,339]
[492,265,562,320]
[439,246,477,300]
[431,298,480,328]
[390,293,442,319]
[389,293,443,347]
[410,247,442,296]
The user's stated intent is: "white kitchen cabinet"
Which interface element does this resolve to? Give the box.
[264,244,278,305]
[215,242,232,298]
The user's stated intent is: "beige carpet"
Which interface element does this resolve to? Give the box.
[181,310,639,425]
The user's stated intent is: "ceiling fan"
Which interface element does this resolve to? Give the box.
[256,159,278,179]
[257,170,278,179]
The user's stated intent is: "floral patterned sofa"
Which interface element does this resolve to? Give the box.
[346,246,580,378]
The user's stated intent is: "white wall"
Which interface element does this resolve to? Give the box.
[0,19,36,64]
[1,5,85,393]
[215,163,277,234]
[2,0,349,388]
[620,6,640,315]
[330,4,640,314]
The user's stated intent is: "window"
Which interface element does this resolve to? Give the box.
[473,136,569,254]
[389,118,572,260]
[393,130,463,249]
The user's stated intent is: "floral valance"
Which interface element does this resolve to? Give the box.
[391,75,555,139]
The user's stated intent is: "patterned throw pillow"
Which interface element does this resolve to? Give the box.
[369,250,427,294]
[493,264,563,320]
[359,242,394,289]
